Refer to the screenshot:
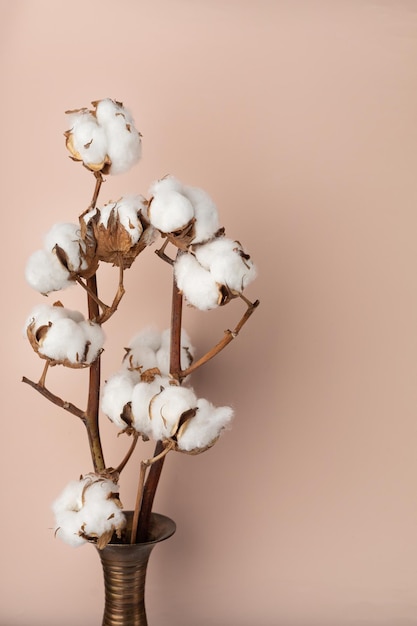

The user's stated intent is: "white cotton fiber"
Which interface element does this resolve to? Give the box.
[78,320,105,363]
[67,110,108,169]
[195,237,257,293]
[44,222,87,272]
[38,317,87,363]
[174,252,221,310]
[25,249,73,294]
[115,195,145,244]
[123,327,162,372]
[148,175,184,197]
[130,376,170,436]
[101,369,138,429]
[148,385,197,441]
[79,479,125,540]
[183,186,219,244]
[52,474,125,548]
[95,99,142,175]
[25,303,83,334]
[148,189,194,233]
[25,304,103,366]
[156,327,195,375]
[177,398,234,452]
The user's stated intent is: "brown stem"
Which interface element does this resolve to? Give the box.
[85,274,106,473]
[155,238,174,265]
[80,171,104,219]
[38,360,50,387]
[170,274,184,381]
[97,261,125,324]
[22,376,85,421]
[130,441,174,544]
[135,440,167,543]
[180,296,260,379]
[115,432,139,475]
[75,276,109,318]
[134,272,183,542]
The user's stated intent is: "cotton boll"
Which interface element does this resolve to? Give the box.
[101,369,138,429]
[174,252,221,310]
[195,238,257,293]
[130,376,170,436]
[177,398,234,452]
[94,98,127,125]
[148,385,198,441]
[52,476,85,513]
[38,317,87,364]
[78,320,105,363]
[52,475,125,548]
[123,327,161,372]
[24,304,102,366]
[54,511,87,547]
[52,477,88,547]
[148,175,184,197]
[66,110,108,170]
[107,124,142,174]
[156,327,195,375]
[95,100,141,175]
[148,189,194,233]
[114,195,145,245]
[44,222,87,272]
[81,479,125,542]
[183,186,219,244]
[24,303,82,335]
[25,249,73,294]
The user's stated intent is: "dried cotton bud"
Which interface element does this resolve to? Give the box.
[83,195,153,268]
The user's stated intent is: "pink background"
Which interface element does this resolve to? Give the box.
[2,1,417,624]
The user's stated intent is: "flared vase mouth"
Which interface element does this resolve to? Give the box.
[97,511,176,549]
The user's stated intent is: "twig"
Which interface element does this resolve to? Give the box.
[115,432,139,475]
[80,171,104,219]
[38,360,50,387]
[131,440,175,544]
[75,276,109,319]
[97,260,125,324]
[180,296,260,379]
[21,376,86,421]
[155,238,174,265]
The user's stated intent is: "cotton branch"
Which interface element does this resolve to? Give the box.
[21,375,86,421]
[180,296,260,379]
[131,440,175,544]
[134,271,183,542]
[85,273,106,473]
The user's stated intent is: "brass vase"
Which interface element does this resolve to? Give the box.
[97,512,176,626]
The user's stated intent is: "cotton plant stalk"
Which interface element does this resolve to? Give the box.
[23,98,259,549]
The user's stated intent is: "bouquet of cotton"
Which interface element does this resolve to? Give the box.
[22,98,259,556]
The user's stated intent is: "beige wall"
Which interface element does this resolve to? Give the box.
[2,1,417,624]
